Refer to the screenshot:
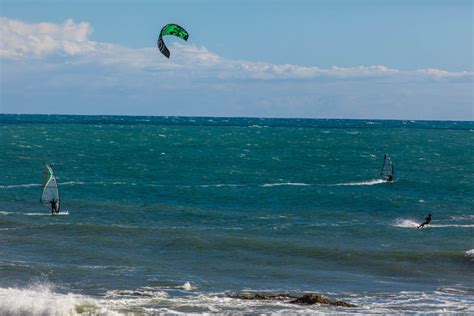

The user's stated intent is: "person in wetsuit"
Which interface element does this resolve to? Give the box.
[417,213,432,229]
[50,198,58,214]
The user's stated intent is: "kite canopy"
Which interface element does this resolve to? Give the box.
[157,24,189,58]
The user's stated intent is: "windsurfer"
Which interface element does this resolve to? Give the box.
[50,198,58,214]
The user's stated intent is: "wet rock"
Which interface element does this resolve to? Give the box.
[290,293,356,307]
[290,293,330,305]
[227,292,356,307]
[228,293,294,301]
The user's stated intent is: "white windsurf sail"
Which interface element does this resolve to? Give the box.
[40,164,60,211]
[380,154,394,181]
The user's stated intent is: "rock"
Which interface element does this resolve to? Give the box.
[228,293,294,301]
[290,294,356,307]
[227,292,356,307]
[290,294,330,305]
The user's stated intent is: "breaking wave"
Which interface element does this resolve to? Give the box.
[0,282,473,315]
[465,249,474,261]
[0,283,114,316]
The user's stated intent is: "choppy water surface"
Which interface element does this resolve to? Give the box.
[1,115,473,314]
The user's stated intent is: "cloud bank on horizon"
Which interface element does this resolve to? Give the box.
[1,17,473,120]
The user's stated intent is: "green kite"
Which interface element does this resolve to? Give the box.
[157,24,189,58]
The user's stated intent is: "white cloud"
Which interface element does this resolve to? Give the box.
[416,68,473,79]
[0,17,96,58]
[1,17,472,82]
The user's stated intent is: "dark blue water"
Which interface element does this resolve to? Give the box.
[1,115,473,314]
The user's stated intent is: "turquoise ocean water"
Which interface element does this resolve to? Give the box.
[0,115,473,314]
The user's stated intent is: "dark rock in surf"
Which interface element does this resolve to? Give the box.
[290,293,356,307]
[228,293,294,301]
[227,292,355,307]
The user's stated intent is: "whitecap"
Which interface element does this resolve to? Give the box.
[0,283,111,316]
[333,179,386,186]
[58,181,85,186]
[0,183,41,189]
[261,182,310,187]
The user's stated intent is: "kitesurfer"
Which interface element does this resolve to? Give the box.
[417,213,431,229]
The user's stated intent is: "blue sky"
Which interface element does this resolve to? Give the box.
[1,0,473,119]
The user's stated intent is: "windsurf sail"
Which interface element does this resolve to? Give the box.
[40,164,60,211]
[380,154,394,181]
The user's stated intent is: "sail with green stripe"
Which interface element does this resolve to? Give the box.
[41,164,60,210]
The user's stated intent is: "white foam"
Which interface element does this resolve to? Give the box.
[261,182,310,187]
[393,218,474,229]
[450,215,474,221]
[429,224,474,228]
[59,181,85,186]
[181,282,193,291]
[0,183,41,189]
[334,179,386,186]
[393,218,419,228]
[0,211,49,216]
[0,283,117,316]
[198,184,243,188]
[2,283,472,314]
[465,249,474,261]
[346,288,474,314]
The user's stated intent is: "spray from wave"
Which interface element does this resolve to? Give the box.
[393,218,474,229]
[465,249,474,261]
[393,218,419,228]
[0,283,113,316]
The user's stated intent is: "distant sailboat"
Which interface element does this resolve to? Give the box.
[380,154,394,182]
[40,164,68,215]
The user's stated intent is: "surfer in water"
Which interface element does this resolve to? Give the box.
[417,213,431,229]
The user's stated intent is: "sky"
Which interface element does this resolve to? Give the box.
[0,0,473,120]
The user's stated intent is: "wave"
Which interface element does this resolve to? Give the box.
[197,184,243,188]
[394,218,474,229]
[261,182,311,187]
[0,183,41,189]
[0,211,51,217]
[0,181,86,189]
[59,181,86,186]
[465,249,474,261]
[333,179,386,186]
[0,282,473,314]
[0,283,111,316]
[429,224,474,228]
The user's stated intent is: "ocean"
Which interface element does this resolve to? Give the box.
[0,114,473,314]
